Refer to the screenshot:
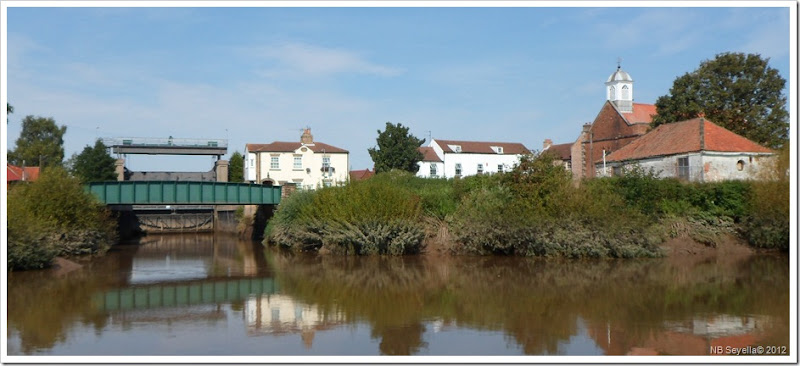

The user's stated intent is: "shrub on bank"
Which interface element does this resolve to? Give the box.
[744,146,789,250]
[448,155,661,258]
[266,178,425,255]
[7,167,117,270]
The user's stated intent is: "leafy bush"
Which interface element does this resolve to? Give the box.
[266,178,425,255]
[7,167,116,270]
[744,147,789,249]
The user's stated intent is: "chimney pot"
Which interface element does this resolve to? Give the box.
[543,139,553,149]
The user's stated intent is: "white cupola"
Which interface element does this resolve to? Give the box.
[605,64,633,113]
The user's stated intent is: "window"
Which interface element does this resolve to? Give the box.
[737,160,745,171]
[622,85,629,100]
[477,164,484,174]
[323,180,332,188]
[492,146,503,154]
[455,163,462,176]
[677,157,690,180]
[250,157,254,167]
[430,164,437,177]
[270,156,279,170]
[498,164,504,173]
[449,145,462,153]
[609,86,615,100]
[293,155,302,170]
[322,156,331,170]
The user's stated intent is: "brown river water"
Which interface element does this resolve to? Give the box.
[6,233,789,357]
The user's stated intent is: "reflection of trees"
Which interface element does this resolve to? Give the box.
[270,252,789,355]
[7,233,269,354]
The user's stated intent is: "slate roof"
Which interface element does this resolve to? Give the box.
[418,147,443,162]
[246,142,348,154]
[542,143,572,161]
[604,118,773,163]
[433,139,531,155]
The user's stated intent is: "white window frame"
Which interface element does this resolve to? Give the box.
[497,164,504,173]
[430,164,437,177]
[455,163,462,176]
[270,155,280,170]
[477,163,484,174]
[293,155,303,170]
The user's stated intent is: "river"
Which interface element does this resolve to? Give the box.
[6,233,789,357]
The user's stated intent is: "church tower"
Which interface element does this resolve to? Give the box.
[605,63,633,113]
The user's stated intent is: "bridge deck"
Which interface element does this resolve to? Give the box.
[85,181,281,205]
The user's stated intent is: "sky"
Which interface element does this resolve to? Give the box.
[3,2,795,172]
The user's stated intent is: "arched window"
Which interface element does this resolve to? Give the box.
[609,86,615,100]
[621,85,630,100]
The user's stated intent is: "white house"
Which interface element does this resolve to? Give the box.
[598,118,774,182]
[417,146,444,178]
[416,139,531,179]
[244,129,349,189]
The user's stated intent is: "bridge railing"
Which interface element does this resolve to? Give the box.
[85,181,281,205]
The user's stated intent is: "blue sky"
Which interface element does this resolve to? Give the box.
[3,3,794,172]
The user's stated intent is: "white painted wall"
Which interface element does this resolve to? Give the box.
[600,152,774,182]
[442,153,521,178]
[416,161,445,178]
[244,151,257,182]
[248,147,348,189]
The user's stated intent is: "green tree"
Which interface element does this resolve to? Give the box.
[368,122,425,174]
[229,151,244,182]
[6,103,12,123]
[652,52,788,148]
[69,139,117,183]
[8,115,67,167]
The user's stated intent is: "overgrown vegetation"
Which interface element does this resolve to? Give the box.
[265,152,789,257]
[7,167,117,270]
[743,146,790,249]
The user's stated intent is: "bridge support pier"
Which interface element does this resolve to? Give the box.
[115,159,125,181]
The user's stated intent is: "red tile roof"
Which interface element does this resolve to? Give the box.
[620,102,657,124]
[418,147,443,162]
[349,169,375,181]
[542,143,572,161]
[246,142,348,154]
[433,139,530,155]
[605,118,773,163]
[7,164,40,182]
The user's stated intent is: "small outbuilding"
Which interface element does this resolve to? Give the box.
[597,118,774,182]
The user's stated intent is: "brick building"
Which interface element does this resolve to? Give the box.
[569,65,657,181]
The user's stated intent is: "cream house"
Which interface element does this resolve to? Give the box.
[244,129,349,189]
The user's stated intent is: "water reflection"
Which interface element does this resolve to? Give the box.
[6,233,789,356]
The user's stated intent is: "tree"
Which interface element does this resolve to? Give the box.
[652,52,788,148]
[70,139,117,183]
[368,122,425,174]
[8,115,67,167]
[6,103,12,123]
[229,151,244,182]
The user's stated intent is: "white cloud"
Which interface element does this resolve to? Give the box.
[250,42,403,78]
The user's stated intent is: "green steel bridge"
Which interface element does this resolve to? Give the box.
[85,181,282,205]
[92,277,279,312]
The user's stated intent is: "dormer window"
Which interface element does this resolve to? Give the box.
[491,146,503,154]
[448,145,462,153]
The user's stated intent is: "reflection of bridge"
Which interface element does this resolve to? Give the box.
[85,181,282,205]
[93,277,279,312]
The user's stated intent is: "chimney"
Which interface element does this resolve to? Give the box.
[582,123,592,134]
[543,139,553,150]
[301,128,313,144]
